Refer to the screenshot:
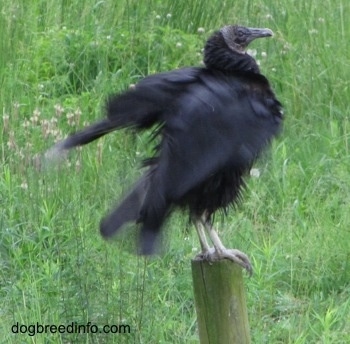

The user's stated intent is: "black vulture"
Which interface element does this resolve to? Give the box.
[46,25,283,275]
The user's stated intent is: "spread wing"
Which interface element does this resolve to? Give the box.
[106,67,201,129]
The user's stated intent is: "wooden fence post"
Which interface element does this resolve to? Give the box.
[191,259,251,344]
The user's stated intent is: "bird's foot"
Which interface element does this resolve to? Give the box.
[195,247,252,276]
[216,248,253,277]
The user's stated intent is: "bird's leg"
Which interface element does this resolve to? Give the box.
[192,216,211,253]
[201,216,252,276]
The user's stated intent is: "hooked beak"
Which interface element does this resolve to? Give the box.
[247,27,274,42]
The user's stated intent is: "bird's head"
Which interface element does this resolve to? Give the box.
[204,25,274,72]
[220,25,273,54]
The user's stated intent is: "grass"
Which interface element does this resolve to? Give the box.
[1,0,350,343]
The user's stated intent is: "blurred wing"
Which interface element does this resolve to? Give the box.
[155,71,282,201]
[106,67,201,129]
[100,173,150,238]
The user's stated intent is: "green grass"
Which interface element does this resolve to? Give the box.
[1,0,350,343]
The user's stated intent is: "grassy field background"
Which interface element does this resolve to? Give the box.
[1,0,350,343]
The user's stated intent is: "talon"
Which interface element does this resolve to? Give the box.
[196,247,252,276]
[219,248,253,276]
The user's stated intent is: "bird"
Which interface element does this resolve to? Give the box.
[46,25,283,275]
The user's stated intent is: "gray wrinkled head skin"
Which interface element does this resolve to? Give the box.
[220,25,273,54]
[204,25,273,72]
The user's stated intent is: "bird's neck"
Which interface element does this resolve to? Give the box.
[204,39,260,74]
